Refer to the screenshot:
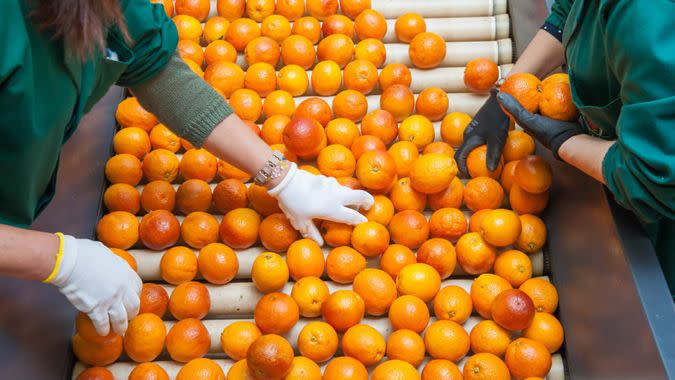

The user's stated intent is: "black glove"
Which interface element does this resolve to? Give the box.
[454,89,510,176]
[497,92,583,159]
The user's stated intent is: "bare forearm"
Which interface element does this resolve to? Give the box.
[0,225,59,281]
[509,30,566,79]
[558,135,615,184]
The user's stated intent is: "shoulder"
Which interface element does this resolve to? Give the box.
[0,1,30,83]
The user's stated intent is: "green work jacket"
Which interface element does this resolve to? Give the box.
[547,0,675,295]
[0,0,177,227]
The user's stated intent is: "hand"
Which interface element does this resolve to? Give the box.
[497,92,583,159]
[455,89,511,176]
[268,163,374,245]
[52,236,142,336]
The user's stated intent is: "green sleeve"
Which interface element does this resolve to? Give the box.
[114,0,178,87]
[601,0,675,224]
[544,0,574,30]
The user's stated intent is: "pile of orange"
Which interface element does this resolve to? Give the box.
[80,1,567,379]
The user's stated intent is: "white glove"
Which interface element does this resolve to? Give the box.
[268,163,374,245]
[52,235,142,336]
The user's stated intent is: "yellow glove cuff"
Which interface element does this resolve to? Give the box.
[43,232,65,283]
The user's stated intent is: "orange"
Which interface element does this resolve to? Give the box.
[319,220,353,247]
[494,249,532,287]
[291,276,330,317]
[213,179,248,214]
[464,177,504,211]
[322,290,365,332]
[417,238,456,279]
[379,63,412,91]
[225,18,261,51]
[333,89,368,122]
[128,362,170,380]
[351,221,390,257]
[389,177,427,212]
[342,324,386,366]
[244,62,277,97]
[470,320,512,357]
[160,246,198,285]
[416,87,449,121]
[106,153,143,185]
[505,338,552,380]
[283,356,322,380]
[428,176,464,210]
[175,0,210,21]
[176,358,225,380]
[245,36,281,67]
[410,153,458,194]
[281,35,317,70]
[150,0,174,17]
[264,90,296,118]
[317,144,356,178]
[515,214,547,254]
[322,357,368,380]
[500,160,518,193]
[173,15,203,43]
[306,0,338,20]
[261,15,292,43]
[286,238,325,280]
[354,9,387,40]
[325,246,366,284]
[353,268,397,316]
[381,84,415,122]
[351,135,386,160]
[355,151,397,192]
[386,330,426,367]
[424,141,454,156]
[205,40,238,66]
[421,360,462,380]
[372,360,421,380]
[467,145,504,179]
[295,97,333,127]
[149,123,181,153]
[261,115,291,144]
[464,58,500,93]
[522,312,565,353]
[247,183,282,216]
[311,60,342,96]
[177,40,204,68]
[380,244,416,279]
[217,159,251,182]
[139,283,169,318]
[463,353,510,380]
[75,312,118,344]
[470,273,513,319]
[519,278,558,313]
[455,231,497,275]
[103,183,140,214]
[515,155,553,194]
[429,208,467,241]
[246,0,275,21]
[110,248,137,271]
[500,73,542,114]
[259,213,300,252]
[71,334,122,366]
[198,243,239,285]
[388,141,420,178]
[355,38,387,68]
[123,313,166,363]
[203,16,230,44]
[276,0,305,21]
[323,14,355,37]
[340,0,371,19]
[169,281,211,320]
[396,263,441,302]
[389,210,429,250]
[433,285,472,323]
[361,110,398,145]
[183,58,204,78]
[176,179,212,214]
[221,321,262,360]
[395,13,426,43]
[325,118,360,147]
[503,130,536,162]
[423,320,470,361]
[409,32,446,69]
[297,321,339,363]
[114,127,151,159]
[247,335,294,380]
[539,73,578,121]
[388,295,430,333]
[166,318,211,363]
[479,209,521,247]
[317,34,355,69]
[181,211,219,249]
[217,0,245,20]
[96,211,139,249]
[399,115,435,149]
[227,359,256,380]
[254,292,300,334]
[205,61,245,97]
[344,59,379,94]
[252,252,289,293]
[440,112,472,148]
[291,17,322,44]
[509,183,549,215]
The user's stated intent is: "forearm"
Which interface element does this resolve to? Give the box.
[508,30,566,79]
[0,225,59,281]
[558,135,615,184]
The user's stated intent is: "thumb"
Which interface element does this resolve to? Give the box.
[497,92,539,128]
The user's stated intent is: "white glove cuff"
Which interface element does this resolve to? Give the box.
[51,235,78,288]
[267,162,298,197]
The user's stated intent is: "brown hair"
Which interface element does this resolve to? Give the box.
[32,0,130,60]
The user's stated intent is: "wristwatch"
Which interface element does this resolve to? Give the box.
[254,151,290,186]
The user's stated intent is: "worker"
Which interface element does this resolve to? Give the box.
[0,0,374,337]
[456,0,675,299]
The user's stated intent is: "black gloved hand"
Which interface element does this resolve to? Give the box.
[497,92,583,159]
[454,89,510,176]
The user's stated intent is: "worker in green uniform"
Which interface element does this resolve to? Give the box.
[0,0,373,336]
[456,0,675,299]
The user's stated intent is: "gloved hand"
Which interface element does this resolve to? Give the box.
[497,92,583,159]
[51,235,142,336]
[268,163,374,245]
[454,89,511,176]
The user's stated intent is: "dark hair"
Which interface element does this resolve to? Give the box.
[32,0,130,60]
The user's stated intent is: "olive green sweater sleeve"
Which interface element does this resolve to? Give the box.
[131,55,233,147]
